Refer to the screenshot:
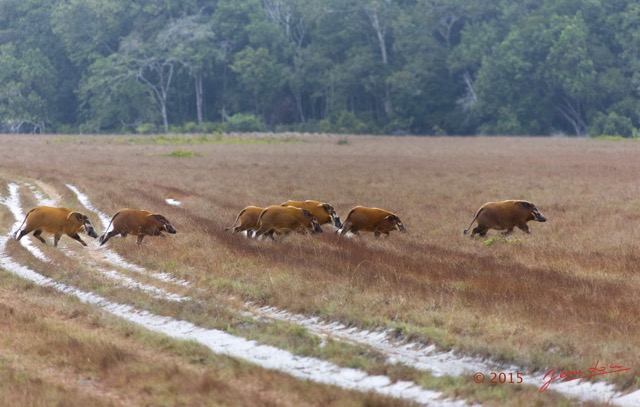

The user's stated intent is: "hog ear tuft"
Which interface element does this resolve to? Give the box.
[388,214,401,223]
[153,214,167,222]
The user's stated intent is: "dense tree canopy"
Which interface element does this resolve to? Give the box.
[1,0,639,136]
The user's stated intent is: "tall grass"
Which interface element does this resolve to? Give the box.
[0,134,638,403]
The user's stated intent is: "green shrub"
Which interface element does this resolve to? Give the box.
[136,123,157,134]
[224,113,266,132]
[589,112,636,138]
[333,110,369,134]
[165,149,200,158]
[177,121,223,134]
[483,236,521,246]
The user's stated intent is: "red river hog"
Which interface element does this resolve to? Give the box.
[463,200,547,237]
[224,206,264,234]
[252,205,323,240]
[339,206,406,237]
[14,206,99,247]
[99,209,177,245]
[280,200,342,229]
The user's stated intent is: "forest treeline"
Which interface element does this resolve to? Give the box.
[1,0,640,136]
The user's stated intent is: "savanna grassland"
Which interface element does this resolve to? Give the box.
[0,134,638,406]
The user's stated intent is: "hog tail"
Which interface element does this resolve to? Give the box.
[463,208,483,235]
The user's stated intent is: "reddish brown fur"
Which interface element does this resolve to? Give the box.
[339,206,406,237]
[253,205,322,240]
[224,206,264,233]
[100,209,176,245]
[14,206,98,247]
[464,200,547,237]
[280,200,341,228]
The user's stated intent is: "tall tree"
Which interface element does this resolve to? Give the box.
[362,0,398,116]
[212,0,264,119]
[389,0,463,134]
[544,13,596,136]
[0,44,56,133]
[120,33,176,133]
[0,0,76,131]
[262,0,309,122]
[78,54,156,133]
[231,47,287,121]
[157,14,217,124]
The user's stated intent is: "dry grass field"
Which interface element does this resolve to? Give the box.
[0,133,638,406]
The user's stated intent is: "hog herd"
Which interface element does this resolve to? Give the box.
[14,207,176,247]
[223,200,409,240]
[12,198,547,247]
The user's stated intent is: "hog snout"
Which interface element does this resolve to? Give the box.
[87,226,99,238]
[532,209,547,222]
